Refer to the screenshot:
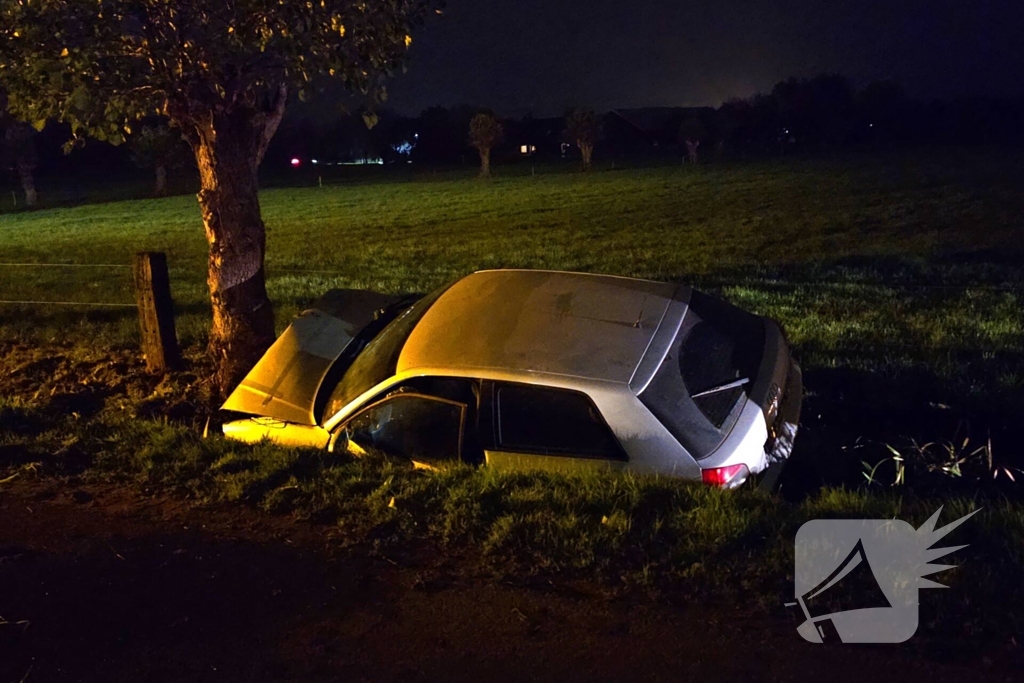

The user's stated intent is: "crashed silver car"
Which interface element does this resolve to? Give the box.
[221,270,802,488]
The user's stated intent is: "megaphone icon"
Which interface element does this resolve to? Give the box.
[795,538,892,643]
[792,510,978,644]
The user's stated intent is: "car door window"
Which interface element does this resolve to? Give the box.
[344,393,465,465]
[495,384,624,460]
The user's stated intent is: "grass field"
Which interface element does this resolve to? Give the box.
[2,149,1023,342]
[3,149,1023,476]
[2,149,1023,645]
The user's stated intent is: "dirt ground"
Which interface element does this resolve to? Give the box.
[0,480,1017,683]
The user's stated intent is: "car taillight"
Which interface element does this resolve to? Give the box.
[701,463,750,488]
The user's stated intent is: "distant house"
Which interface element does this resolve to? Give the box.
[604,107,715,157]
[506,117,563,159]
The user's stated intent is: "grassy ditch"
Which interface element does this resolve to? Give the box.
[1,343,1021,653]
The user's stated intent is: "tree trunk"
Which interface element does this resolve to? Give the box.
[155,165,167,196]
[479,148,491,178]
[686,140,700,164]
[190,110,277,397]
[580,143,593,172]
[17,162,36,207]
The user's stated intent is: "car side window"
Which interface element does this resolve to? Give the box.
[495,384,624,460]
[344,394,465,465]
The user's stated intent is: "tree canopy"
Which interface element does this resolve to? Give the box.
[0,0,439,394]
[0,0,436,147]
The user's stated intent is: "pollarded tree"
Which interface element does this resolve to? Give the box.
[0,86,37,207]
[1,122,38,207]
[0,0,437,394]
[468,112,503,178]
[129,122,191,196]
[564,108,599,172]
[678,116,707,164]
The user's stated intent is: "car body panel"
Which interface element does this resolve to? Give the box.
[628,294,688,395]
[221,289,401,425]
[221,417,330,449]
[692,399,770,471]
[323,367,706,478]
[398,270,677,383]
[484,450,626,474]
[749,319,790,419]
[758,360,803,488]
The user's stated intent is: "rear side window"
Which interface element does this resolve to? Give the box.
[495,384,624,460]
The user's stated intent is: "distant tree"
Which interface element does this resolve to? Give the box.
[564,108,599,171]
[468,113,503,178]
[415,106,452,163]
[1,122,37,207]
[415,105,476,165]
[677,116,707,164]
[857,80,909,143]
[0,86,37,206]
[0,0,438,394]
[129,122,190,196]
[773,73,854,148]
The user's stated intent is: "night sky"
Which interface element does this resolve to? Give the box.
[382,0,1024,116]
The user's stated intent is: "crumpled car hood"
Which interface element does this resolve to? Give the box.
[221,289,402,425]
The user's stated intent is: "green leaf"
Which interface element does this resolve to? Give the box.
[31,119,47,132]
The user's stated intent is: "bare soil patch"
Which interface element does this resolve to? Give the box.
[1,480,1018,683]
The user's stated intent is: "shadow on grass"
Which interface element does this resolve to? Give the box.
[779,361,1024,498]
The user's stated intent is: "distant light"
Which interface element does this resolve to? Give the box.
[520,144,529,154]
[311,159,319,164]
[869,123,874,128]
[340,157,384,166]
[290,158,301,167]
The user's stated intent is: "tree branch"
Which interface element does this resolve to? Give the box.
[255,83,287,166]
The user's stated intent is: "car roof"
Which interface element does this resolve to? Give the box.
[397,270,682,384]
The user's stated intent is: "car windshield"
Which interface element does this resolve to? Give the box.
[321,283,450,423]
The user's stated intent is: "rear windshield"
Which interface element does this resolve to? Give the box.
[321,284,451,422]
[638,290,765,458]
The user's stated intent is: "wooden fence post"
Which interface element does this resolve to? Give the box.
[132,252,181,373]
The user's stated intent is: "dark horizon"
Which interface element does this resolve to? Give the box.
[370,0,1023,118]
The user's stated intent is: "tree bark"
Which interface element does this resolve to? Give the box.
[154,164,167,196]
[580,143,593,172]
[189,108,277,397]
[17,162,36,207]
[479,148,491,178]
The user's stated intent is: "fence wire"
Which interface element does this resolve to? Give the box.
[0,262,132,268]
[0,261,134,307]
[0,299,136,307]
